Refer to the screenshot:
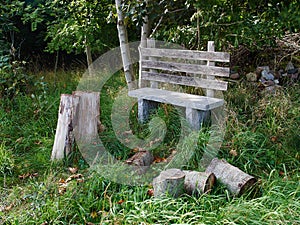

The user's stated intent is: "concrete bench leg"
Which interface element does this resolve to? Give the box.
[138,99,159,123]
[186,108,210,130]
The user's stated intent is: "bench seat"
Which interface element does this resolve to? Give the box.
[128,87,224,111]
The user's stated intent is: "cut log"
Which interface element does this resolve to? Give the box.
[125,149,154,174]
[183,171,216,195]
[51,94,79,160]
[153,169,185,197]
[206,158,257,196]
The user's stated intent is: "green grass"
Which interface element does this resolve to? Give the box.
[0,70,299,224]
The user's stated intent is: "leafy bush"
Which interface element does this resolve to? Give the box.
[0,54,34,99]
[0,143,14,186]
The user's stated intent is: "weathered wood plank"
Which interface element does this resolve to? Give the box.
[141,71,228,91]
[141,60,230,77]
[128,88,224,110]
[147,39,159,88]
[140,47,230,62]
[51,94,79,160]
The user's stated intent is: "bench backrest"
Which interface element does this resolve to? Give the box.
[138,39,230,97]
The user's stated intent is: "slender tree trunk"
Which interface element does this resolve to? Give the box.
[140,0,150,48]
[115,0,134,90]
[139,2,150,88]
[85,34,94,76]
[196,8,201,50]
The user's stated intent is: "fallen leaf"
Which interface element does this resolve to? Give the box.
[65,174,83,183]
[68,167,78,174]
[86,222,95,225]
[117,199,125,204]
[154,156,166,163]
[19,172,38,180]
[16,137,24,143]
[58,178,66,184]
[4,203,14,212]
[58,186,67,195]
[35,140,42,145]
[147,189,154,196]
[270,136,277,142]
[90,211,98,218]
[229,149,238,157]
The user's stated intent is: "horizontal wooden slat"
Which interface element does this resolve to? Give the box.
[142,60,230,77]
[128,88,224,110]
[142,72,228,91]
[140,47,230,62]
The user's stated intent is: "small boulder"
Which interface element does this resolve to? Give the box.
[246,72,258,82]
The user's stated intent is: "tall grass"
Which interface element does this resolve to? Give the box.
[0,70,299,224]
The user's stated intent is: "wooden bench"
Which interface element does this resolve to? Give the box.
[128,39,230,130]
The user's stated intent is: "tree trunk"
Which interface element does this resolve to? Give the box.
[115,0,134,90]
[206,158,257,196]
[140,0,150,48]
[183,171,216,195]
[153,169,185,197]
[85,44,94,76]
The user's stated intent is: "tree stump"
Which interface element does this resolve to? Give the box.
[51,94,79,160]
[51,91,100,163]
[206,158,257,196]
[153,169,185,198]
[183,171,216,195]
[125,149,154,174]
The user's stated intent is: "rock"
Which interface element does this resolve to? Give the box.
[261,85,282,95]
[257,66,270,72]
[230,72,240,80]
[261,70,274,80]
[285,61,294,71]
[246,72,258,82]
[287,68,299,80]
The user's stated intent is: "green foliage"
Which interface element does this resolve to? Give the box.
[24,0,118,55]
[0,55,33,99]
[146,0,300,50]
[0,143,14,177]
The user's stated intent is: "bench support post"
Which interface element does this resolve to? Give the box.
[138,99,159,123]
[186,108,210,130]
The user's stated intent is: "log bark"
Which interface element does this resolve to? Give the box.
[153,169,185,197]
[183,171,216,195]
[125,149,154,174]
[51,94,79,160]
[206,158,257,196]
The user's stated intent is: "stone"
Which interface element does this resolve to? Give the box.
[230,72,240,80]
[261,70,274,80]
[246,72,258,82]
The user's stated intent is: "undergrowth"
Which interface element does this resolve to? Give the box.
[0,70,299,224]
